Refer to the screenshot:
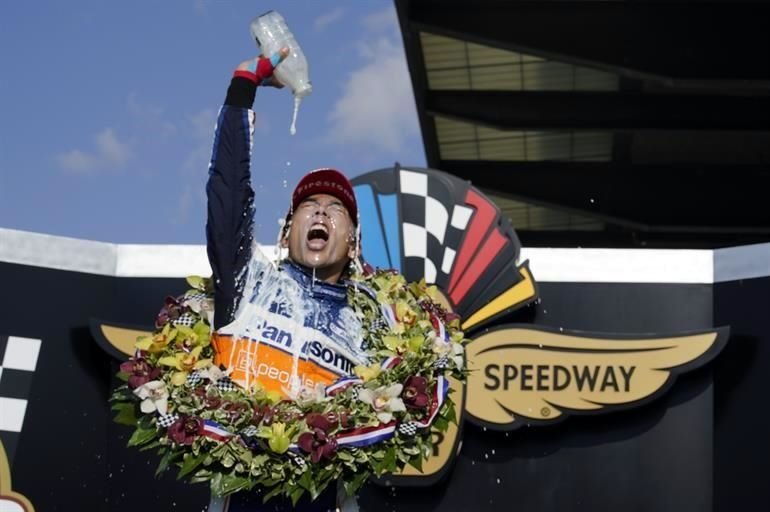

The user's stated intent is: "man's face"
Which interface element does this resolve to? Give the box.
[283,193,356,282]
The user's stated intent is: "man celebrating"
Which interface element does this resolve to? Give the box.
[206,50,364,511]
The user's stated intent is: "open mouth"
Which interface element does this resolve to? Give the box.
[306,223,329,249]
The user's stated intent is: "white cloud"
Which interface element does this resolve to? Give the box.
[314,7,345,31]
[363,7,399,33]
[56,128,132,173]
[127,92,177,138]
[327,7,419,155]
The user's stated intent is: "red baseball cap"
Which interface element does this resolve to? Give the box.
[291,168,358,223]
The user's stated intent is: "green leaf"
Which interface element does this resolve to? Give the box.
[408,453,424,472]
[139,440,162,452]
[186,275,205,290]
[127,425,158,447]
[115,371,130,382]
[177,452,207,480]
[156,449,179,477]
[298,470,314,492]
[343,470,369,496]
[433,416,449,432]
[218,474,252,496]
[262,485,285,503]
[444,399,457,425]
[289,486,305,507]
[111,402,137,426]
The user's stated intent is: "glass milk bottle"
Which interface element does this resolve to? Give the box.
[250,10,312,134]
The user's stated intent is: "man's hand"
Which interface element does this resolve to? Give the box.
[236,47,290,88]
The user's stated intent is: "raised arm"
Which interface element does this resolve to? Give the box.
[205,51,287,330]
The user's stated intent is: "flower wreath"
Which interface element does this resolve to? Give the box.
[110,269,468,505]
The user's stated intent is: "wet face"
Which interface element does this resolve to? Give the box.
[283,193,356,283]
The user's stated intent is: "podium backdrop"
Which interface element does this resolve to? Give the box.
[0,227,768,511]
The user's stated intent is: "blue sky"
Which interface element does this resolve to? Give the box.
[0,1,425,244]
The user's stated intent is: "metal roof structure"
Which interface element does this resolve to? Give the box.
[395,0,770,248]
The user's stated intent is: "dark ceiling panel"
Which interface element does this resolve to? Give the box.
[426,90,770,131]
[440,159,770,232]
[407,0,770,88]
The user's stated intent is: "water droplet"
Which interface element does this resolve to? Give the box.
[559,327,564,332]
[491,449,496,455]
[482,427,487,432]
[484,453,489,459]
[282,179,288,188]
[496,478,501,484]
[286,161,291,167]
[543,309,548,314]
[590,198,595,203]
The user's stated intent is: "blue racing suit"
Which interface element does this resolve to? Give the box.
[205,72,364,512]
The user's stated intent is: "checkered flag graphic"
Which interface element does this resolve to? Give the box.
[433,356,450,370]
[216,376,238,392]
[157,413,180,428]
[0,335,42,465]
[240,425,258,438]
[399,169,472,288]
[397,422,419,437]
[288,451,308,469]
[172,313,196,327]
[186,371,204,387]
[184,292,208,302]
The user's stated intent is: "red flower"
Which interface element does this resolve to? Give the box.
[298,428,338,463]
[402,376,430,410]
[156,296,185,328]
[251,405,275,426]
[323,411,351,429]
[168,416,203,445]
[119,358,161,389]
[305,412,333,432]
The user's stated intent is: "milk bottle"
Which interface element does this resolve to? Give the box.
[250,11,312,135]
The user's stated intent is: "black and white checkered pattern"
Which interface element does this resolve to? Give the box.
[433,357,450,370]
[157,413,180,428]
[172,313,196,327]
[186,371,204,386]
[288,451,307,469]
[369,317,389,332]
[240,425,258,438]
[184,292,208,302]
[397,422,419,437]
[216,376,237,392]
[399,169,472,289]
[0,335,42,465]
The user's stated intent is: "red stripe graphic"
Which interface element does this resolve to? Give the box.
[448,189,497,294]
[450,229,506,305]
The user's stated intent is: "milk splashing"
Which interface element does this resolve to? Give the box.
[225,246,363,396]
[289,97,301,136]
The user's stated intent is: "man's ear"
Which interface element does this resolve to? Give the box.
[280,235,289,249]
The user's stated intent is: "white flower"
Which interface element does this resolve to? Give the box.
[432,335,450,355]
[451,342,464,370]
[285,382,328,407]
[198,364,226,383]
[358,383,406,424]
[133,380,169,415]
[185,294,215,325]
